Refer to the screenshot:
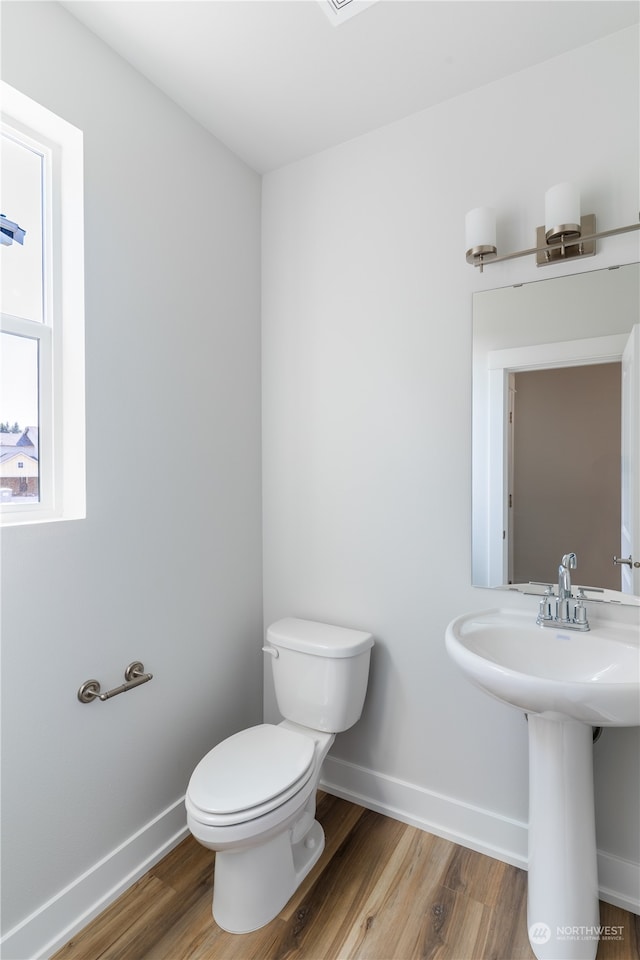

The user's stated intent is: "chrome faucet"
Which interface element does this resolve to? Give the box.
[558,552,576,597]
[535,552,590,631]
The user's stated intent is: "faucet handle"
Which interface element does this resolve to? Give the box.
[537,593,554,622]
[573,601,589,625]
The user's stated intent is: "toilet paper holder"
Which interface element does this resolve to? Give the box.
[78,661,153,703]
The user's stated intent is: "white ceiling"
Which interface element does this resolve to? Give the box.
[60,0,639,173]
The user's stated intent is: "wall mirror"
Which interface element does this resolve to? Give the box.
[472,262,639,604]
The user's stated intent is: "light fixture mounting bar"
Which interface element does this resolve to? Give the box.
[471,217,639,269]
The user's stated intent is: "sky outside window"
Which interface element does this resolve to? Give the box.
[0,331,38,430]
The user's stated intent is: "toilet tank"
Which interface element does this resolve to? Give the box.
[266,618,374,733]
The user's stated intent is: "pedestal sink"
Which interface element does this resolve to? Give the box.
[445,607,640,960]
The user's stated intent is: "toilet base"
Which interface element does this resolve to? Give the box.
[212,818,325,933]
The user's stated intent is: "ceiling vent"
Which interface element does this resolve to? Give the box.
[318,0,380,26]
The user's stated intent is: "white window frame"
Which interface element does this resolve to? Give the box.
[1,82,85,526]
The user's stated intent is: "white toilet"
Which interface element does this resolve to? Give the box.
[185,616,374,934]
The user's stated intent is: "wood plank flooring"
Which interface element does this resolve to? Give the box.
[53,794,640,960]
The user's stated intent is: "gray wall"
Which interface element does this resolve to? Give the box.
[262,21,640,900]
[1,2,263,951]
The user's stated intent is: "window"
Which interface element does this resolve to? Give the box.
[1,83,85,525]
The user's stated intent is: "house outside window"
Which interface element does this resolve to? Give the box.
[0,83,85,525]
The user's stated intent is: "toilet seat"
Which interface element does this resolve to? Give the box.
[186,724,316,827]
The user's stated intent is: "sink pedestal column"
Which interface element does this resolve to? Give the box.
[527,715,599,960]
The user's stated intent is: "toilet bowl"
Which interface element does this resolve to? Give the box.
[186,721,335,932]
[185,617,373,934]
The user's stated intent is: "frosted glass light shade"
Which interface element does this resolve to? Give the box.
[545,183,581,240]
[465,207,496,253]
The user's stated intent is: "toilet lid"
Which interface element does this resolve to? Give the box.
[187,724,315,819]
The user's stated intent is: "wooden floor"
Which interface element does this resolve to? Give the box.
[53,794,640,960]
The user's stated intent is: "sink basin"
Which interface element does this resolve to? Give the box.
[445,608,640,725]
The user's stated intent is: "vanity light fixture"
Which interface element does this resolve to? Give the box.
[465,182,640,271]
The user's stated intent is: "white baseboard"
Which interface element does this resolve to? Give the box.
[0,798,189,960]
[320,755,640,916]
[320,755,528,869]
[598,850,640,913]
